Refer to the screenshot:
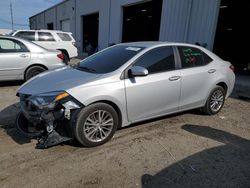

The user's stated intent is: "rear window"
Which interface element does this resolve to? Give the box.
[57,33,72,41]
[15,31,35,41]
[178,46,212,68]
[0,38,29,53]
[38,32,55,41]
[77,46,144,74]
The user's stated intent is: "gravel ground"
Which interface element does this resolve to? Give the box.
[0,71,250,188]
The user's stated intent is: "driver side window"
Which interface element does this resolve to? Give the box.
[133,46,175,74]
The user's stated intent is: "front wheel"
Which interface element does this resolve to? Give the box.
[202,86,226,115]
[74,103,118,147]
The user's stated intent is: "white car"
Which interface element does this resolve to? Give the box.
[11,30,78,61]
[0,36,66,81]
[16,42,235,148]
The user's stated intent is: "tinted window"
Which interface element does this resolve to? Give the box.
[133,46,175,74]
[15,31,35,41]
[0,38,29,53]
[38,32,55,41]
[203,52,213,64]
[178,46,211,68]
[77,46,144,74]
[57,33,72,41]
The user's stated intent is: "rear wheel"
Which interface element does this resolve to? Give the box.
[74,103,118,147]
[202,86,226,115]
[25,66,46,81]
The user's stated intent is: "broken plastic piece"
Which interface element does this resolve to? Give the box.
[36,130,72,149]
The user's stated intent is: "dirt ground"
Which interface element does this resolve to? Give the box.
[0,79,250,188]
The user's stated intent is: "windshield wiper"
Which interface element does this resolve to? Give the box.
[76,66,96,73]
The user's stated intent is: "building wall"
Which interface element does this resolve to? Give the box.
[56,0,75,34]
[109,0,146,44]
[187,0,221,50]
[44,7,56,29]
[30,0,74,34]
[30,12,46,29]
[160,0,190,42]
[30,0,220,51]
[75,0,110,51]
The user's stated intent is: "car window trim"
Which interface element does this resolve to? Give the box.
[121,45,179,80]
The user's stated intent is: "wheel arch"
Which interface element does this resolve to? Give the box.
[24,64,48,79]
[57,49,69,59]
[89,100,123,129]
[216,81,228,95]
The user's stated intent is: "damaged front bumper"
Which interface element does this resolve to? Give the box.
[16,92,82,148]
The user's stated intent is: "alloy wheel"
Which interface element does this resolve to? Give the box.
[210,90,224,112]
[83,110,114,142]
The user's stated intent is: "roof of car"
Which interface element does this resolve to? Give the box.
[119,41,200,48]
[13,29,72,34]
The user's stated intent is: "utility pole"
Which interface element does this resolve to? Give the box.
[10,2,14,30]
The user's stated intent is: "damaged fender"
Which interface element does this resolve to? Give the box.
[16,92,82,148]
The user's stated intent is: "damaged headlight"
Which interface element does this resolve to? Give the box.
[29,91,70,109]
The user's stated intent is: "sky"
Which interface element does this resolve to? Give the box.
[0,0,62,30]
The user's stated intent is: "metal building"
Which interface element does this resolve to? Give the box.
[30,0,219,50]
[30,0,245,72]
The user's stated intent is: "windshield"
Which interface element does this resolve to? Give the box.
[77,45,144,74]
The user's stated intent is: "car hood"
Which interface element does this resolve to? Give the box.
[17,66,103,95]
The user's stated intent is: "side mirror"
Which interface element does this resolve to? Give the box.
[129,66,148,77]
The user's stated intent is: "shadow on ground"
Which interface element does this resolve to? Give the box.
[0,102,32,144]
[141,124,250,188]
[0,80,23,87]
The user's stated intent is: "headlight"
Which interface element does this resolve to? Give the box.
[29,91,69,109]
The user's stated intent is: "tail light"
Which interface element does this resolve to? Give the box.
[57,53,65,60]
[229,64,235,72]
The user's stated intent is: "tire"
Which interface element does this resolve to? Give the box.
[25,66,46,81]
[74,103,118,147]
[15,112,43,138]
[202,86,226,115]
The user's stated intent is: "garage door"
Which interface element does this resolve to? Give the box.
[61,19,70,32]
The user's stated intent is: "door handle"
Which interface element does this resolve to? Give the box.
[169,76,181,81]
[20,54,28,58]
[208,69,216,74]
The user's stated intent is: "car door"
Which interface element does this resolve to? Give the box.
[0,38,31,80]
[124,46,181,122]
[177,46,215,110]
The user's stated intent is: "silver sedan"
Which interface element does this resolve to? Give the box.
[16,42,235,148]
[0,36,66,81]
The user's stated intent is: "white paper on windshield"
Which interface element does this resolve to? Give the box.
[126,47,141,51]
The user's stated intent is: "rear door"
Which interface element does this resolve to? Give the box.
[125,46,181,122]
[0,38,31,80]
[177,46,214,110]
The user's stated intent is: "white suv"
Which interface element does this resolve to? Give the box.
[11,30,78,61]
